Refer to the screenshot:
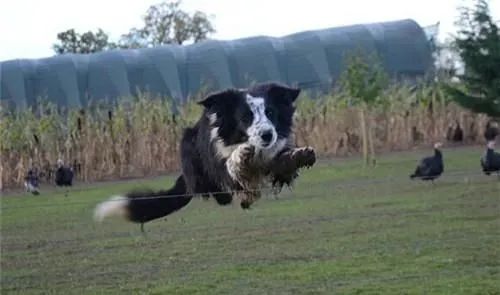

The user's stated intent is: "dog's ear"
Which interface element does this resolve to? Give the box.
[254,82,301,105]
[197,89,241,109]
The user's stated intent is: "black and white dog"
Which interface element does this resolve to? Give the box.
[94,82,316,231]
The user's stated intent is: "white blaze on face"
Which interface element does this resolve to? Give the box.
[245,94,277,149]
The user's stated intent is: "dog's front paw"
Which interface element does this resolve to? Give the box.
[292,147,316,169]
[238,190,260,210]
[228,144,256,183]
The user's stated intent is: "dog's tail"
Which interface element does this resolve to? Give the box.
[93,175,192,225]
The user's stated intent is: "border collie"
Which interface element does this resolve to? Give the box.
[94,82,316,232]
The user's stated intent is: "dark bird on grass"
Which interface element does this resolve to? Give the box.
[55,159,74,197]
[410,142,444,183]
[480,141,500,178]
[24,169,40,195]
[484,120,499,142]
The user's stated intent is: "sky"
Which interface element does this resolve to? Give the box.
[0,0,498,62]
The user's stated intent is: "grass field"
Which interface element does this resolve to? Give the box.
[1,146,499,295]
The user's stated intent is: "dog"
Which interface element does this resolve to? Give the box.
[93,82,316,232]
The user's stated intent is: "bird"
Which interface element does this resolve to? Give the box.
[55,159,74,197]
[24,168,40,195]
[480,140,500,178]
[410,142,444,184]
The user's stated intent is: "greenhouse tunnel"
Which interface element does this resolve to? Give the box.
[0,18,434,109]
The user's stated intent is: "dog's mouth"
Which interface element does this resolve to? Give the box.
[251,141,275,150]
[260,139,274,149]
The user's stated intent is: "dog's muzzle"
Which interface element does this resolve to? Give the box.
[249,127,277,149]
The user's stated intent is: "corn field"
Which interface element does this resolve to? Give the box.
[0,82,492,190]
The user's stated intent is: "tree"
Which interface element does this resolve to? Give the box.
[339,49,389,166]
[434,38,461,80]
[53,29,116,55]
[117,0,216,48]
[445,0,500,117]
[52,0,216,54]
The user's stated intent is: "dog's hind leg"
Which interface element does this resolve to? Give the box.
[212,192,234,205]
[201,181,234,206]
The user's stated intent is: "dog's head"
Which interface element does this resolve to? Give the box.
[198,82,301,155]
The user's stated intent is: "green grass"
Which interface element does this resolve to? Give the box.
[1,146,499,295]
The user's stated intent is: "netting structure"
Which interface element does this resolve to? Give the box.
[0,19,433,109]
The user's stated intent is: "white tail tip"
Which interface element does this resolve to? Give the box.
[93,195,129,222]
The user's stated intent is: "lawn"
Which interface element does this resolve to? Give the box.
[1,146,499,295]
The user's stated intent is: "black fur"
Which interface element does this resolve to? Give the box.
[481,143,500,177]
[126,175,191,224]
[55,166,74,187]
[410,145,444,182]
[94,82,316,230]
[55,163,74,197]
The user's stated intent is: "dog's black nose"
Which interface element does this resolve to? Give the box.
[260,130,273,145]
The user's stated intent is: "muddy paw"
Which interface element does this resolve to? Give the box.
[239,190,260,210]
[240,144,256,165]
[292,147,316,169]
